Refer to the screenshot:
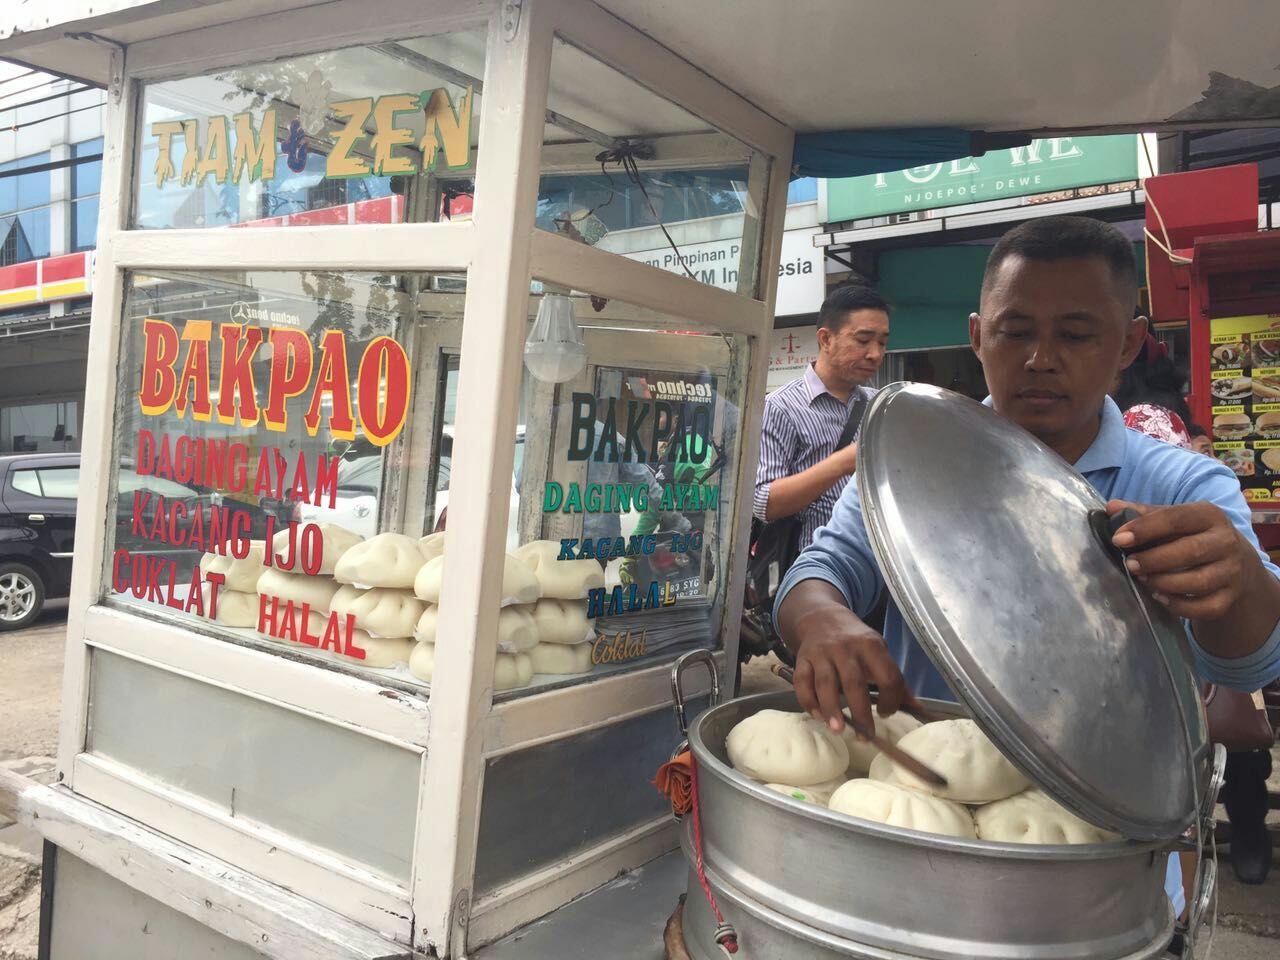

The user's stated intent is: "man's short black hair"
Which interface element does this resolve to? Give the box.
[818,284,889,332]
[981,215,1139,308]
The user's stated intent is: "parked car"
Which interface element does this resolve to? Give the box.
[0,452,294,630]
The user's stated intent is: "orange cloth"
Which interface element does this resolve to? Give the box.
[653,750,694,815]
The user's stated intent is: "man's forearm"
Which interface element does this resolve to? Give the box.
[778,579,860,655]
[1192,563,1280,660]
[764,448,854,520]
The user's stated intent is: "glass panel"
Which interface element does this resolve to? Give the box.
[0,151,51,212]
[106,269,461,691]
[10,470,40,496]
[133,29,485,230]
[72,197,99,251]
[73,138,104,197]
[37,467,80,498]
[88,649,420,883]
[0,400,76,452]
[435,288,747,699]
[528,37,768,297]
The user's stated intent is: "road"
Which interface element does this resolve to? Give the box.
[0,604,64,960]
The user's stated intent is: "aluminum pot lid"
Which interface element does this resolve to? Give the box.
[856,383,1210,840]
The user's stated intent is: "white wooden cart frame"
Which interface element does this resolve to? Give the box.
[51,0,794,955]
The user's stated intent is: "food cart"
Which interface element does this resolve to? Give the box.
[1,2,1277,958]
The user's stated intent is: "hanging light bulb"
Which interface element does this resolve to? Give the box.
[524,294,586,383]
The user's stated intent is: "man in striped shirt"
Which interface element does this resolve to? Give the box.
[753,285,891,548]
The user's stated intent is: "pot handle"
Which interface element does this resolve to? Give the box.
[670,649,721,744]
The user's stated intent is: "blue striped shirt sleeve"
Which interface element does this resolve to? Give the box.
[753,398,798,523]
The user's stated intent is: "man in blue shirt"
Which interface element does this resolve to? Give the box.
[776,215,1280,913]
[777,215,1280,729]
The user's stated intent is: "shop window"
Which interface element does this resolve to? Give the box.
[106,269,462,690]
[132,28,486,230]
[0,400,79,452]
[526,37,768,297]
[464,290,748,699]
[71,138,103,252]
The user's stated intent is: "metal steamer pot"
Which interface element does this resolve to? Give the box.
[676,385,1225,960]
[679,689,1221,960]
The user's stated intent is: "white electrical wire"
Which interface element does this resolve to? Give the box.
[1139,134,1193,267]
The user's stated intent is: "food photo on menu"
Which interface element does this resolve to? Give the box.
[1212,375,1253,402]
[1212,340,1246,369]
[1259,447,1280,477]
[1257,411,1280,439]
[1213,412,1254,441]
[1219,447,1256,477]
[1254,372,1280,402]
[1253,336,1280,367]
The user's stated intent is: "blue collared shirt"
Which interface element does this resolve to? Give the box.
[778,395,1280,698]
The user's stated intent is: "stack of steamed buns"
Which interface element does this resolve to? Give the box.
[726,711,1119,844]
[198,531,602,689]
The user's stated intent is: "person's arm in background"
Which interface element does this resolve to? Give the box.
[754,400,859,521]
[774,483,915,733]
[1110,458,1280,688]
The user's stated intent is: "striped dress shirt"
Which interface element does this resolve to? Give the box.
[753,363,877,547]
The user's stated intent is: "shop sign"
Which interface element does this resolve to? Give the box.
[1207,314,1280,500]
[150,84,473,189]
[618,228,824,316]
[824,135,1138,221]
[766,326,819,392]
[591,628,648,665]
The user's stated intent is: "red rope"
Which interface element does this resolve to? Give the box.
[689,754,739,954]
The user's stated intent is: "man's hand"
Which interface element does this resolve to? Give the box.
[1109,499,1259,619]
[1109,499,1280,660]
[779,580,915,736]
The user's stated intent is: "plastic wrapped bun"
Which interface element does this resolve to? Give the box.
[256,567,339,613]
[333,532,427,589]
[339,631,411,668]
[205,587,258,628]
[272,522,363,576]
[726,709,849,786]
[413,554,541,607]
[530,598,592,645]
[869,718,1030,804]
[839,709,922,776]
[529,641,592,675]
[414,605,438,644]
[828,779,976,839]
[199,541,266,592]
[512,540,604,599]
[498,606,538,653]
[409,641,532,690]
[330,584,424,638]
[419,531,446,563]
[975,790,1120,845]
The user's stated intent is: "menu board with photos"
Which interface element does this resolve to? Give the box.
[1209,314,1280,501]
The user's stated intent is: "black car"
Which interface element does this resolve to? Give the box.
[0,452,297,630]
[0,453,79,630]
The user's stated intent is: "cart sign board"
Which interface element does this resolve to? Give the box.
[1207,314,1280,501]
[824,135,1139,221]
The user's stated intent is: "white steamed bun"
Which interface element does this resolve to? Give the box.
[338,630,411,668]
[975,789,1120,845]
[529,641,592,675]
[329,584,424,638]
[256,567,339,613]
[726,709,849,786]
[333,532,427,589]
[413,554,540,607]
[764,774,847,807]
[414,604,437,644]
[513,540,604,599]
[840,709,923,776]
[828,779,976,838]
[530,598,592,644]
[205,587,258,628]
[272,522,363,575]
[498,606,538,653]
[869,718,1030,804]
[419,531,446,563]
[409,641,532,690]
[199,541,266,592]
